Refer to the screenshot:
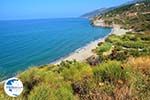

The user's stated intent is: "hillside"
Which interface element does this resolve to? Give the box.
[93,0,150,32]
[81,0,145,18]
[81,7,115,18]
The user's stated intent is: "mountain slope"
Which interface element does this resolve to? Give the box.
[81,7,115,18]
[81,0,145,18]
[93,0,150,32]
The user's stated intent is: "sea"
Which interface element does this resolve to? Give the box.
[0,18,111,80]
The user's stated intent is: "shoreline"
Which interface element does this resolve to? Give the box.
[51,29,113,64]
[0,23,129,83]
[51,24,129,65]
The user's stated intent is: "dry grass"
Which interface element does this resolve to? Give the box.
[127,56,150,75]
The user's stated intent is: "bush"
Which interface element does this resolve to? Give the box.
[93,61,131,84]
[71,77,96,95]
[18,67,64,98]
[108,50,129,61]
[28,83,75,100]
[127,56,150,100]
[28,84,56,100]
[141,35,150,41]
[135,76,150,100]
[55,85,75,100]
[128,48,150,57]
[122,41,144,49]
[122,34,139,41]
[96,42,112,54]
[60,61,93,82]
[128,49,141,57]
[105,35,123,45]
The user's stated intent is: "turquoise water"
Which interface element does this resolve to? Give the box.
[0,18,111,79]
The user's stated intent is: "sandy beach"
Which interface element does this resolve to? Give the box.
[52,24,129,64]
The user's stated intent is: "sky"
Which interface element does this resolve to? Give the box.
[0,0,132,20]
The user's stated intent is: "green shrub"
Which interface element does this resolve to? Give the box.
[135,76,150,100]
[108,50,129,61]
[96,42,112,53]
[19,67,64,98]
[55,85,75,100]
[28,83,75,100]
[28,84,56,100]
[98,83,115,95]
[93,61,131,84]
[122,34,140,41]
[105,35,123,45]
[122,41,144,49]
[141,35,150,41]
[71,77,96,95]
[98,54,109,62]
[60,61,93,82]
[113,45,123,51]
[128,48,150,57]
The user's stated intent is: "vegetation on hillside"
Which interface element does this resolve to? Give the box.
[95,32,150,62]
[94,0,150,32]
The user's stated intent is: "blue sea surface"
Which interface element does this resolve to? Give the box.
[0,18,111,79]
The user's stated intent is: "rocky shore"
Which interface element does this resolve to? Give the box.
[92,19,113,27]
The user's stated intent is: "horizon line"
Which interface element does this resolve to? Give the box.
[0,16,84,21]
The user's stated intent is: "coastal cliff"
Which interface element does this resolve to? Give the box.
[91,19,113,28]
